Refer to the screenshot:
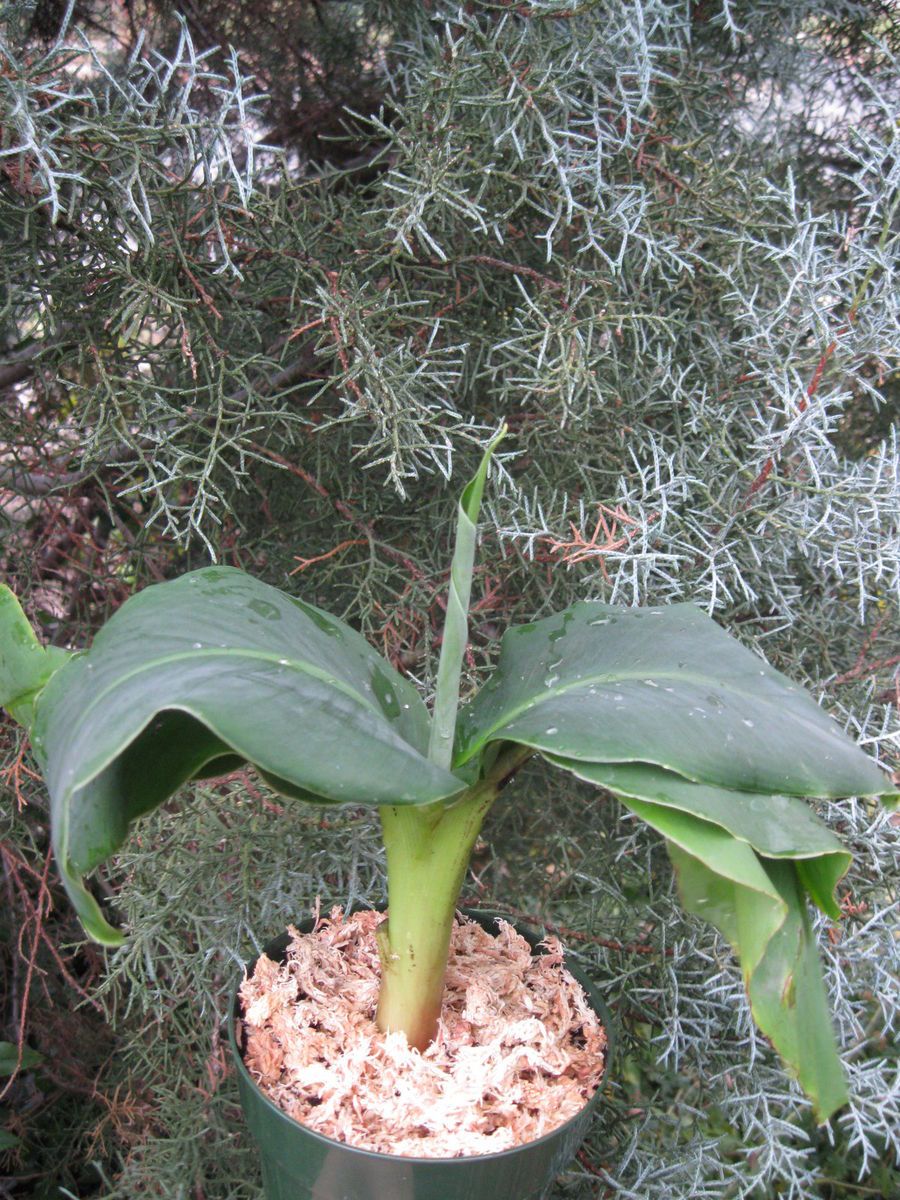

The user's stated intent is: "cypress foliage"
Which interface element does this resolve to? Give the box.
[1,2,897,1197]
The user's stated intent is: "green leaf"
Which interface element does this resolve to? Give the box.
[456,602,894,801]
[427,424,506,769]
[0,1129,21,1151]
[667,838,849,1123]
[457,600,895,1120]
[537,762,850,1118]
[543,759,850,917]
[0,1041,44,1075]
[0,586,70,729]
[35,567,464,945]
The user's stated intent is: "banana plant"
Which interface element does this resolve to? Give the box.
[0,430,895,1123]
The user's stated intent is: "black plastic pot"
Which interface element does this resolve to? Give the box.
[227,909,613,1200]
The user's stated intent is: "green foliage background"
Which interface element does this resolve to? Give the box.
[0,1,897,1196]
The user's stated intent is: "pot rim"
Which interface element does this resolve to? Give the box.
[226,905,613,1166]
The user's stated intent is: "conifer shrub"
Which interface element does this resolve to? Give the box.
[1,2,897,1197]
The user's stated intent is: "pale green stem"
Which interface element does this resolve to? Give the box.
[376,743,531,1048]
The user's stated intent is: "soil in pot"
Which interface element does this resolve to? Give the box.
[238,906,607,1158]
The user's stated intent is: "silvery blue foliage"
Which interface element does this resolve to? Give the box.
[1,1,896,1197]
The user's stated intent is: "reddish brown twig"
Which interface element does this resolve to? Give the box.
[461,255,569,308]
[287,315,327,344]
[374,599,427,670]
[2,739,41,812]
[415,282,479,344]
[539,504,659,582]
[325,271,366,403]
[6,840,103,1015]
[742,195,896,504]
[745,333,843,501]
[179,261,224,321]
[290,538,367,575]
[577,1148,612,1185]
[827,613,900,687]
[0,849,51,1100]
[247,442,425,583]
[248,442,357,523]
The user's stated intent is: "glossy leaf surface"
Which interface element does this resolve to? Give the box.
[458,602,895,1121]
[0,1041,44,1075]
[455,603,892,800]
[35,567,464,944]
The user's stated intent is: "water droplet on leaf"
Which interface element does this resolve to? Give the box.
[248,599,281,621]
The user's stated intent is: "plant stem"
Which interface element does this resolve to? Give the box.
[376,792,487,1049]
[377,425,511,1046]
[376,743,531,1048]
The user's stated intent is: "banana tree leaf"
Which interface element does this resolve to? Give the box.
[0,1041,43,1075]
[536,757,849,1119]
[32,567,464,945]
[0,586,69,728]
[455,603,894,802]
[543,757,849,917]
[667,836,848,1123]
[428,425,505,768]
